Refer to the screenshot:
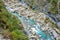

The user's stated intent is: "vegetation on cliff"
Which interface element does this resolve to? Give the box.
[24,0,58,14]
[0,0,28,40]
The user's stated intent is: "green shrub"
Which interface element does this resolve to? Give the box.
[0,1,28,40]
[10,29,28,40]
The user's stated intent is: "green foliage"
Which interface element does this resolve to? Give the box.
[0,1,28,40]
[49,0,58,14]
[10,29,28,40]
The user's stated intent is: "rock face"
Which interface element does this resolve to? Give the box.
[0,34,3,39]
[56,14,60,21]
[3,0,60,40]
[3,0,59,30]
[21,0,49,12]
[57,22,60,28]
